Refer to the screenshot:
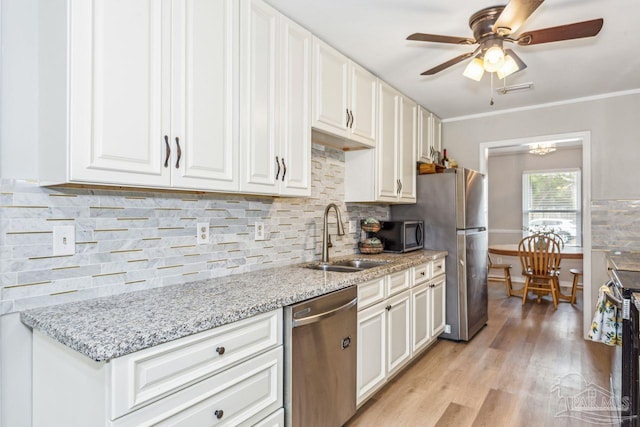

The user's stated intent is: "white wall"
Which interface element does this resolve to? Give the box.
[444,92,640,200]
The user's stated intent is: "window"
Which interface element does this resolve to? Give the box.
[522,169,581,246]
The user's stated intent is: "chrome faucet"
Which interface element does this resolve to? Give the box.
[321,203,345,264]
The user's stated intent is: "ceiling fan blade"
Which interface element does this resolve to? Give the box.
[493,0,544,35]
[516,18,604,45]
[407,33,475,45]
[421,52,476,75]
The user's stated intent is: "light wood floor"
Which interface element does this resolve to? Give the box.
[346,280,614,427]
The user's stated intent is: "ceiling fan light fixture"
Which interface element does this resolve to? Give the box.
[463,57,485,81]
[483,45,505,72]
[496,54,519,79]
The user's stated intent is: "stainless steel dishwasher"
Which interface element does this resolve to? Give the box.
[284,286,357,427]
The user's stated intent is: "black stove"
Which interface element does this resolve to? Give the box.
[609,260,640,426]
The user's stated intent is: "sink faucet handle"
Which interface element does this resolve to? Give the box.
[327,234,333,248]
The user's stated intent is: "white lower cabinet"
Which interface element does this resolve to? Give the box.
[356,269,412,406]
[357,259,446,407]
[356,300,387,405]
[32,310,284,427]
[411,282,431,353]
[430,274,446,337]
[386,290,412,375]
[254,408,285,427]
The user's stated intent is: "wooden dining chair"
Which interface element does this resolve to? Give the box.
[487,254,516,297]
[518,235,562,309]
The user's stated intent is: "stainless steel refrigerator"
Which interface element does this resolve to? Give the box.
[391,168,488,341]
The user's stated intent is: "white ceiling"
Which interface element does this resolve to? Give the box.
[266,0,640,120]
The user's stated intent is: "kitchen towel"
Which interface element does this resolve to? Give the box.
[588,282,622,346]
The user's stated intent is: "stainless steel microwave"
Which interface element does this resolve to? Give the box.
[374,220,424,253]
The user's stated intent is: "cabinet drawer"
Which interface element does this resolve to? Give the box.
[386,269,410,297]
[254,408,285,427]
[110,310,282,419]
[358,277,386,310]
[413,264,432,285]
[113,347,283,427]
[432,258,446,278]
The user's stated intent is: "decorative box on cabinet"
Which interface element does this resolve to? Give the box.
[239,0,311,196]
[38,0,239,192]
[344,81,416,203]
[312,37,377,148]
[32,310,284,427]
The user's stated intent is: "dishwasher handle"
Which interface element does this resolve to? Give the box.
[292,297,357,328]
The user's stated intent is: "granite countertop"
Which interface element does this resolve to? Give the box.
[634,293,640,311]
[608,251,640,272]
[21,250,446,362]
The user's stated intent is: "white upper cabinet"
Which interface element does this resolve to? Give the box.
[417,106,442,164]
[398,96,417,202]
[345,81,416,203]
[40,0,239,191]
[171,0,239,191]
[312,38,377,148]
[239,0,311,196]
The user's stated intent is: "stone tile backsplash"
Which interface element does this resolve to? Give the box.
[592,199,640,250]
[0,145,389,314]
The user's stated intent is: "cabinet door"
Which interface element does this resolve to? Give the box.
[417,106,432,163]
[279,17,311,197]
[430,276,446,337]
[349,63,377,147]
[411,283,431,353]
[171,0,238,191]
[239,0,279,194]
[312,38,349,136]
[386,290,411,375]
[431,113,442,154]
[398,97,416,203]
[356,302,386,405]
[376,82,399,201]
[69,0,170,187]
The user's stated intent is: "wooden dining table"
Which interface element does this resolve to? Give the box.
[488,244,583,301]
[488,244,583,260]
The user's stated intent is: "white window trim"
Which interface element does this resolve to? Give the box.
[521,168,582,246]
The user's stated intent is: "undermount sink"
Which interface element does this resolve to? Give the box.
[305,259,390,273]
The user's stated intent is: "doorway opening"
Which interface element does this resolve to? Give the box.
[478,131,592,338]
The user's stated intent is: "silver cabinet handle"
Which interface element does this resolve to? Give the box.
[175,137,182,169]
[281,158,286,181]
[164,135,171,168]
[292,297,357,328]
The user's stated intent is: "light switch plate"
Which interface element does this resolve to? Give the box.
[53,225,75,256]
[197,222,210,245]
[349,220,356,233]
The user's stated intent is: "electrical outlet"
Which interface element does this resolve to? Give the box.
[349,220,356,233]
[444,324,452,334]
[53,225,75,256]
[255,222,265,241]
[197,222,209,245]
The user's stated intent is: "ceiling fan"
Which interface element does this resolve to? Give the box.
[407,0,604,81]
